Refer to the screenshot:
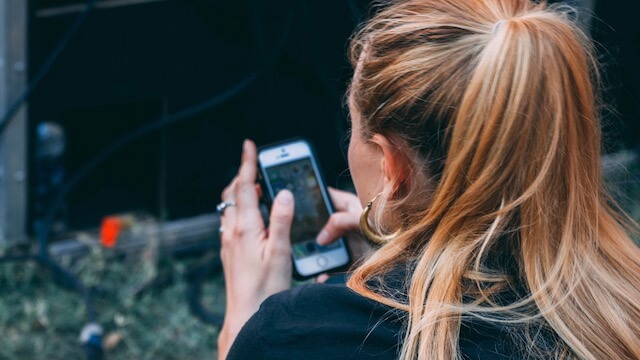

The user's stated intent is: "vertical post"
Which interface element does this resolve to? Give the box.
[0,0,28,247]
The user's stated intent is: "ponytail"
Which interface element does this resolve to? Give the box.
[347,1,640,359]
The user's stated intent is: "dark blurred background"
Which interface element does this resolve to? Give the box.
[27,0,365,235]
[21,0,640,236]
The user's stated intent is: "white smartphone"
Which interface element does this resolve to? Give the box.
[258,138,351,279]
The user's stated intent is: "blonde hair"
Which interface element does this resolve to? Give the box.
[347,0,640,359]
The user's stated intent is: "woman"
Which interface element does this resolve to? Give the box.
[217,0,640,359]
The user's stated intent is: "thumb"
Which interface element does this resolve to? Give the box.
[267,190,295,256]
[316,212,360,246]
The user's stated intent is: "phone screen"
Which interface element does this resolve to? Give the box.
[265,157,341,259]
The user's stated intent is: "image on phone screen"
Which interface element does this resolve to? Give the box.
[265,158,341,259]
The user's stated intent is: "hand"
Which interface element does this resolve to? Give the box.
[217,139,295,360]
[315,187,373,283]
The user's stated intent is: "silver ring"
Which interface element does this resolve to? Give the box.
[218,226,224,236]
[216,201,236,215]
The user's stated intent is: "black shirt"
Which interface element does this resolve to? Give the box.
[226,282,520,359]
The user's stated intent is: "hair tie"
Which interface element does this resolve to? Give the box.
[492,19,507,35]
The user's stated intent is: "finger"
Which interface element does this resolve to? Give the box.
[235,140,261,222]
[316,212,360,246]
[236,140,258,207]
[220,177,239,222]
[266,190,295,258]
[328,187,362,213]
[316,274,330,283]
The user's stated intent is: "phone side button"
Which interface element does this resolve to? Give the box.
[316,256,328,269]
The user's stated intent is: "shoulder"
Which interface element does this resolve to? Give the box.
[228,283,403,360]
[228,283,525,360]
[264,282,398,319]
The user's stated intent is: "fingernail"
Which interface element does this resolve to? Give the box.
[316,230,329,245]
[277,190,293,205]
[243,139,251,151]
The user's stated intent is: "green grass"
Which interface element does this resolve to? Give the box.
[0,245,222,360]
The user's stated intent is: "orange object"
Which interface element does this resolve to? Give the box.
[100,216,123,248]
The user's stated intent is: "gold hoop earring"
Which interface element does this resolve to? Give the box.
[359,193,398,245]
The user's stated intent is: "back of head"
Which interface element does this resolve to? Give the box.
[347,0,640,359]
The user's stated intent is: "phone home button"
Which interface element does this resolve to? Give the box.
[316,256,328,269]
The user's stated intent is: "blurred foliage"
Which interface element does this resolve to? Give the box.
[0,236,223,360]
[0,152,638,360]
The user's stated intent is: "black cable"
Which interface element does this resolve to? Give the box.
[129,250,225,326]
[181,3,297,327]
[37,72,258,255]
[1,1,294,348]
[0,0,98,139]
[37,0,296,239]
[4,36,252,348]
[16,73,255,339]
[0,0,272,355]
[0,2,101,357]
[36,0,295,258]
[7,74,258,355]
[39,255,97,322]
[185,254,224,327]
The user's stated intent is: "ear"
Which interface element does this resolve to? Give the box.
[371,134,407,193]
